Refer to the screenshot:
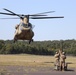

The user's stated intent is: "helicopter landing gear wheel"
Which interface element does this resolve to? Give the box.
[13,39,17,43]
[13,37,17,43]
[13,40,15,43]
[31,39,33,42]
[29,39,33,44]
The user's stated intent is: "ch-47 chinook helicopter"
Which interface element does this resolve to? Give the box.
[0,8,64,44]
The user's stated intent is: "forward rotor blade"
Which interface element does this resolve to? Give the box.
[0,12,16,15]
[34,11,55,15]
[0,17,19,19]
[31,16,64,19]
[3,8,16,15]
[3,8,47,17]
[3,8,23,19]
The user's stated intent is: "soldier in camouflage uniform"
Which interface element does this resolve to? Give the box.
[54,52,60,70]
[60,51,66,71]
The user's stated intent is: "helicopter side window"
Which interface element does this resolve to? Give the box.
[28,23,32,29]
[19,22,25,30]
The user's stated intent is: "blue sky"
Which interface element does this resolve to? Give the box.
[0,0,76,41]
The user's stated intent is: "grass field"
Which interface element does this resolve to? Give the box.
[0,54,76,68]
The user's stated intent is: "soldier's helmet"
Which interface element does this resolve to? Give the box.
[62,52,65,55]
[56,52,58,54]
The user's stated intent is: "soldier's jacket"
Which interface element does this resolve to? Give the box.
[54,53,60,60]
[60,54,66,62]
[54,53,60,66]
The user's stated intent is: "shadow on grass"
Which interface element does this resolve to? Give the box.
[67,62,73,64]
[65,69,74,72]
[44,62,54,63]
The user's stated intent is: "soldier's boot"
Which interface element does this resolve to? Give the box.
[63,65,65,71]
[60,65,62,71]
[64,63,67,71]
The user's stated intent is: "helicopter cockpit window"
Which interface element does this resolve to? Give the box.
[19,22,32,30]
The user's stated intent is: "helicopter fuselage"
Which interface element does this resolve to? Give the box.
[14,25,34,43]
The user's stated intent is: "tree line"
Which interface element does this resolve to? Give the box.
[0,39,76,56]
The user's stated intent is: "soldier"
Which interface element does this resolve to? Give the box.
[60,52,66,71]
[54,51,60,70]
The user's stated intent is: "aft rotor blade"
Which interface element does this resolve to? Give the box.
[34,11,55,15]
[27,14,47,16]
[31,16,64,19]
[19,14,47,16]
[0,12,47,17]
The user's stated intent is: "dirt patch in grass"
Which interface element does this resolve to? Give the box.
[0,65,76,75]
